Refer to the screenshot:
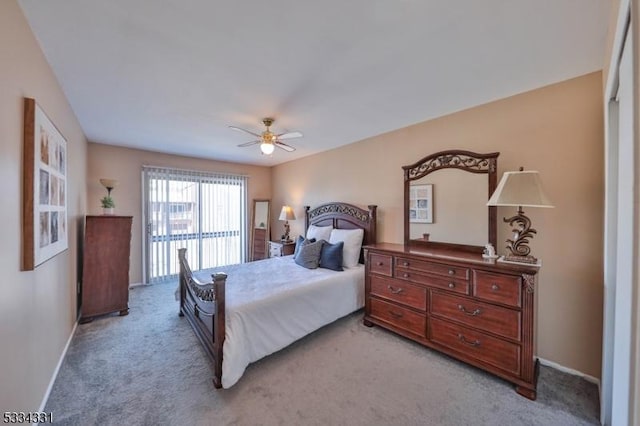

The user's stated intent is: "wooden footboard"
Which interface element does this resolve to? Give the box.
[178,248,226,388]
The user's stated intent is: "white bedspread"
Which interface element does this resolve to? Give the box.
[193,255,365,388]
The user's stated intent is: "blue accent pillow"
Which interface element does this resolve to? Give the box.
[319,240,344,271]
[294,235,316,259]
[294,240,324,269]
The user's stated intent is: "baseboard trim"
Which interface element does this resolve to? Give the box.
[538,357,601,387]
[38,321,78,413]
[129,282,144,288]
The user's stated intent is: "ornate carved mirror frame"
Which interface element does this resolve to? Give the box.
[403,150,499,251]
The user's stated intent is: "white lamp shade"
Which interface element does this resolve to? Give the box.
[260,142,275,155]
[487,170,554,208]
[279,205,296,221]
[99,178,118,189]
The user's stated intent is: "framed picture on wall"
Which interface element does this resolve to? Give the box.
[409,183,433,223]
[22,98,68,270]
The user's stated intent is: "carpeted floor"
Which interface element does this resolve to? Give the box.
[45,281,600,425]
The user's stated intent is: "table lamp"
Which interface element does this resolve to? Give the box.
[99,178,118,214]
[99,178,117,197]
[487,168,553,264]
[278,205,296,242]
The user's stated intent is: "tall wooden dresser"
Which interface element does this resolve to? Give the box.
[81,215,133,323]
[363,243,540,399]
[252,228,267,260]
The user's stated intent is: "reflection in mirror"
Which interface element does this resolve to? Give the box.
[251,199,270,261]
[409,170,488,246]
[403,150,499,251]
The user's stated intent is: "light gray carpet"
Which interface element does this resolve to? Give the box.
[45,281,599,425]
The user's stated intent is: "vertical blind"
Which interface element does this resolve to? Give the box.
[143,166,247,283]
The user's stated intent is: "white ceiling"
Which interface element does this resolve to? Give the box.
[18,0,610,166]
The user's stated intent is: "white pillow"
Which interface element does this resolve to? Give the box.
[306,224,333,242]
[329,228,364,268]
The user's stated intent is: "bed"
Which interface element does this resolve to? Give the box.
[178,202,377,388]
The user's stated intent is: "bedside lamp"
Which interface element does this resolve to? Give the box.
[278,205,296,242]
[487,168,553,264]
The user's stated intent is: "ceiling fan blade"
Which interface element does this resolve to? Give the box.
[237,140,261,148]
[275,141,296,152]
[276,131,303,140]
[229,126,262,138]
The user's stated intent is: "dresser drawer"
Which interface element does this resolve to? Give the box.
[369,253,393,277]
[473,270,522,308]
[269,245,282,257]
[395,257,469,280]
[370,298,426,337]
[370,275,426,310]
[395,269,469,295]
[430,292,521,341]
[429,317,521,376]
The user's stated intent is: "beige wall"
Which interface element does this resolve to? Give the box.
[273,72,605,378]
[87,143,272,284]
[0,0,88,412]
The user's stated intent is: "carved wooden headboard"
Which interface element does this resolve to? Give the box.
[304,202,377,263]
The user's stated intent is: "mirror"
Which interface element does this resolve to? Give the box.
[403,150,499,251]
[251,199,270,261]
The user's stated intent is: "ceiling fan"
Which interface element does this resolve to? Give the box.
[230,118,302,155]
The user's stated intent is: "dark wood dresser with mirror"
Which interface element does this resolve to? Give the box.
[363,150,541,399]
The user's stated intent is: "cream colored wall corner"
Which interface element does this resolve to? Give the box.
[0,0,88,413]
[272,72,605,378]
[602,0,621,89]
[86,143,272,284]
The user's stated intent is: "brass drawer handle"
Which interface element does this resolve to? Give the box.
[457,304,481,316]
[491,284,500,291]
[389,310,404,318]
[376,261,384,266]
[387,285,405,295]
[448,269,456,276]
[457,333,481,347]
[403,273,410,279]
[403,261,410,267]
[448,282,455,289]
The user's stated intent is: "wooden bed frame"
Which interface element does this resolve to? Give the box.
[178,202,377,388]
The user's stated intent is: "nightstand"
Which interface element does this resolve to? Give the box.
[269,240,296,257]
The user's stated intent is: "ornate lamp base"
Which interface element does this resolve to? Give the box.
[502,254,538,264]
[503,207,538,264]
[282,220,291,242]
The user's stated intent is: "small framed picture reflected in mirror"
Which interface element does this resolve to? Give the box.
[409,183,433,224]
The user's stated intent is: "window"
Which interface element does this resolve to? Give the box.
[142,167,247,283]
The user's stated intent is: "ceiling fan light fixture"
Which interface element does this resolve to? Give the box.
[260,142,275,155]
[232,117,301,154]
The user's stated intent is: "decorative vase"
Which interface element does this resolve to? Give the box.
[102,207,115,215]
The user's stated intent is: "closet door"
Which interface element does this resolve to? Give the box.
[603,25,637,426]
[611,29,635,426]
